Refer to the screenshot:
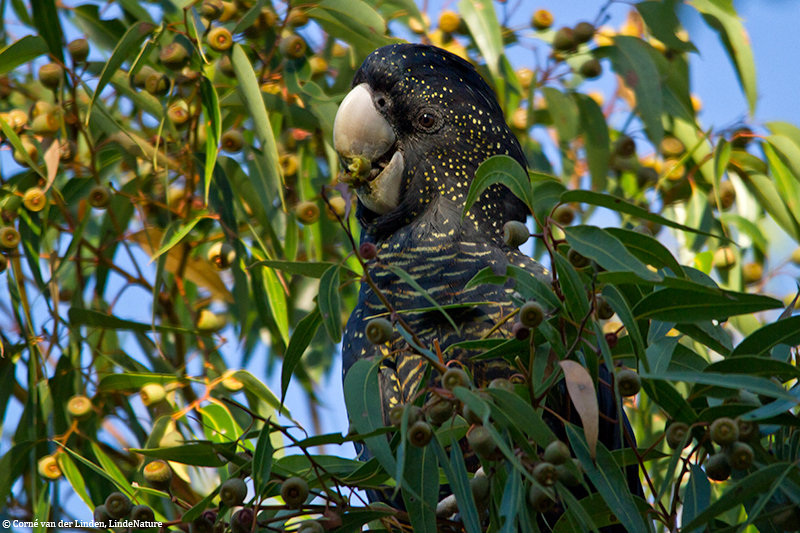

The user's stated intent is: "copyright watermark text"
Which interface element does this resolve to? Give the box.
[3,519,163,529]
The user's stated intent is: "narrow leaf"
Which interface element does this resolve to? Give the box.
[462,155,535,220]
[564,226,662,282]
[86,22,158,124]
[318,264,342,342]
[281,306,322,404]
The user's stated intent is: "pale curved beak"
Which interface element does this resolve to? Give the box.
[333,83,405,215]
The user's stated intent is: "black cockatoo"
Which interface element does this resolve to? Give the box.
[333,43,642,527]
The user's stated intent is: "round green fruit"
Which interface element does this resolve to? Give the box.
[68,39,90,63]
[528,484,554,513]
[616,369,641,397]
[531,9,554,31]
[89,185,112,209]
[231,508,254,533]
[23,187,47,212]
[143,459,173,491]
[573,22,595,44]
[38,63,63,90]
[442,367,469,391]
[552,27,576,51]
[726,441,754,470]
[544,440,571,465]
[131,504,155,522]
[160,43,190,70]
[533,462,558,486]
[208,242,235,270]
[705,452,731,482]
[426,397,455,425]
[280,35,307,59]
[140,383,167,406]
[710,417,739,446]
[105,492,132,519]
[200,0,225,20]
[579,58,602,78]
[67,394,93,419]
[488,378,515,392]
[468,426,497,458]
[519,301,545,328]
[281,476,309,509]
[567,248,590,269]
[553,205,575,225]
[220,477,248,507]
[294,201,320,224]
[221,129,245,153]
[502,220,529,248]
[615,135,636,157]
[408,420,433,447]
[207,27,233,52]
[365,317,393,345]
[38,454,62,480]
[0,227,21,250]
[665,422,690,449]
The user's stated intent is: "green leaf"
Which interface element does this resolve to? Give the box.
[281,306,322,404]
[765,141,800,224]
[343,359,397,477]
[260,265,290,346]
[564,226,662,282]
[604,228,685,278]
[554,253,589,321]
[431,437,481,533]
[307,0,393,57]
[603,285,648,372]
[151,216,209,260]
[130,443,233,467]
[731,316,800,358]
[68,307,193,334]
[566,425,650,533]
[198,403,243,444]
[533,180,566,224]
[636,1,697,53]
[31,0,64,63]
[91,442,132,491]
[200,75,222,201]
[231,44,284,209]
[543,87,579,144]
[561,190,724,240]
[56,454,93,510]
[97,373,184,392]
[86,21,158,124]
[576,93,610,191]
[690,0,757,114]
[633,288,783,322]
[603,36,663,145]
[385,265,459,333]
[0,116,45,179]
[250,260,338,278]
[0,36,49,75]
[464,266,508,289]
[458,0,503,78]
[744,173,800,241]
[402,443,438,533]
[462,155,534,219]
[706,357,800,380]
[506,265,563,312]
[230,370,290,418]
[644,370,795,402]
[318,264,342,342]
[555,493,653,532]
[681,463,794,532]
[486,389,558,447]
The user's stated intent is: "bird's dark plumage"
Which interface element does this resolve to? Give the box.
[335,43,641,529]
